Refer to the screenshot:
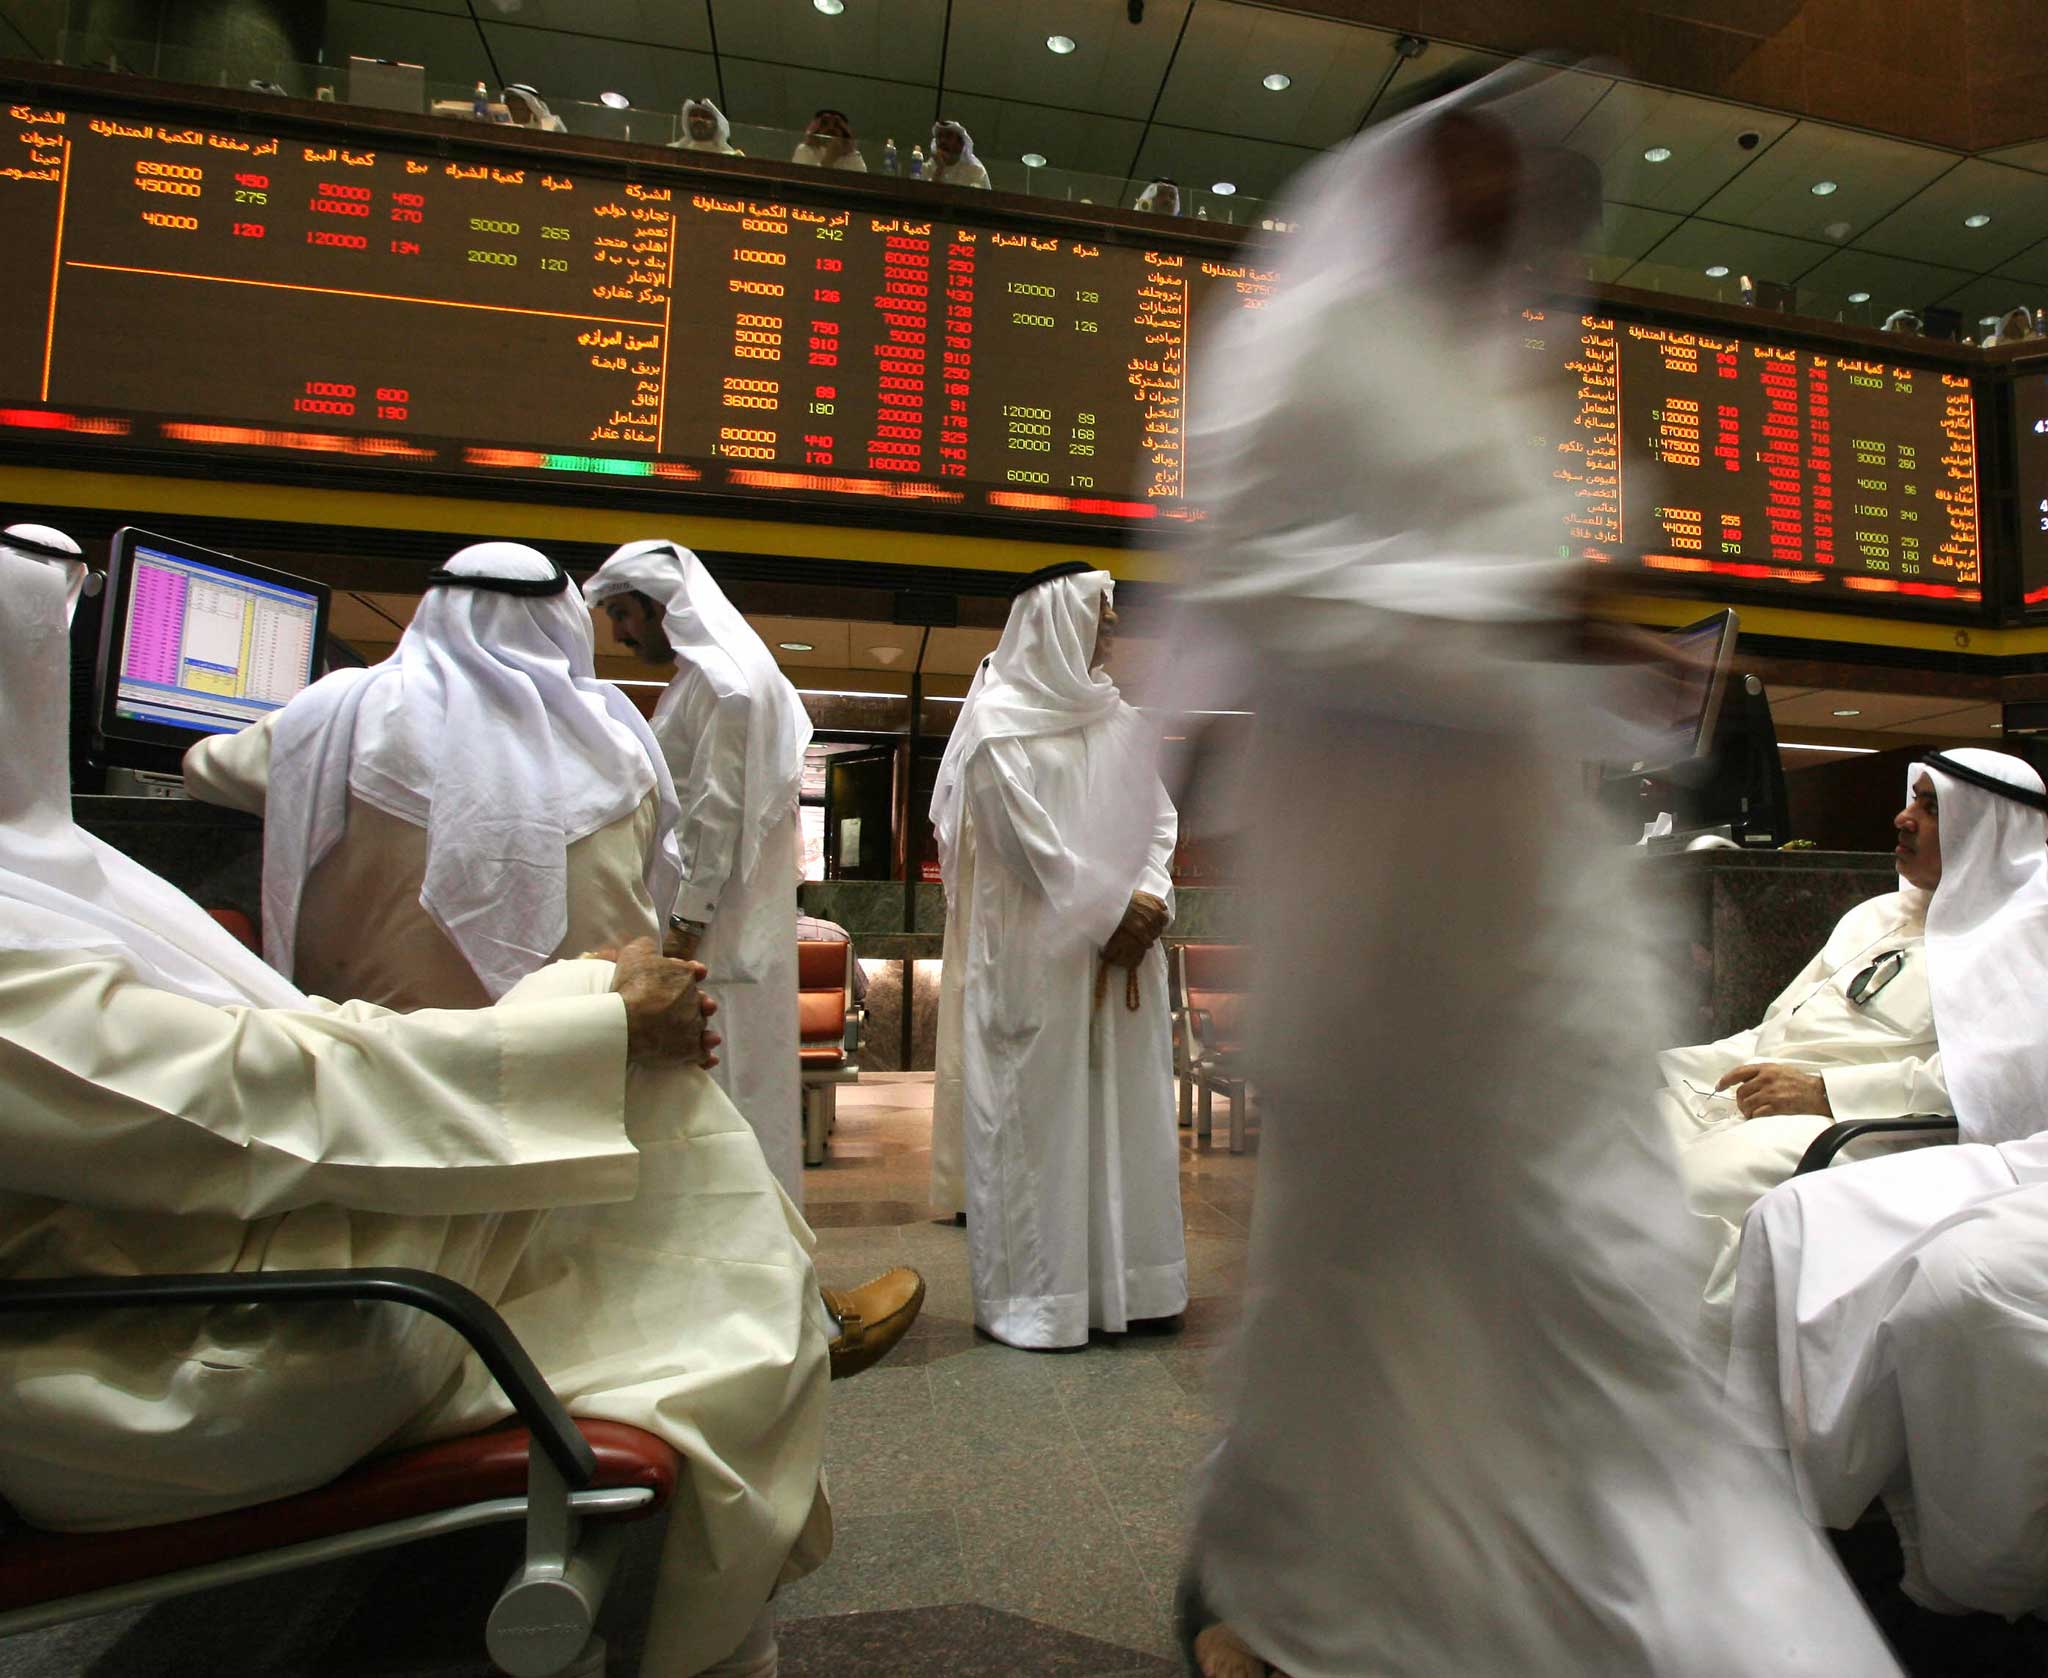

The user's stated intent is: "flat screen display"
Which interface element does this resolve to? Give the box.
[102,531,322,739]
[1524,310,1981,604]
[0,93,1985,607]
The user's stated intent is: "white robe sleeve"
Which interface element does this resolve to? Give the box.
[1137,779,1178,912]
[181,711,278,815]
[965,739,1079,909]
[1821,1052,1951,1125]
[672,683,750,926]
[0,950,637,1222]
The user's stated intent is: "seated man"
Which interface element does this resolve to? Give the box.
[1727,748,2048,1617]
[0,527,881,1676]
[1658,749,2045,1317]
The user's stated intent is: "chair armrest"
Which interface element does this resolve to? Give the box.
[843,1005,862,1058]
[0,1267,596,1487]
[1794,1116,1960,1176]
[1185,1006,1215,1059]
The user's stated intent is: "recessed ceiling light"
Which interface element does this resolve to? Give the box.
[813,0,844,11]
[1705,264,1730,278]
[1211,180,1237,196]
[1046,33,1076,53]
[1848,290,1871,303]
[1832,707,1862,717]
[599,90,630,109]
[777,640,814,652]
[1021,151,1046,167]
[1810,179,1838,195]
[1642,145,1672,163]
[1263,71,1292,91]
[1964,212,1992,227]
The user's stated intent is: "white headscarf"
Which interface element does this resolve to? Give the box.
[926,121,989,187]
[582,539,811,883]
[673,99,740,154]
[502,84,567,133]
[1917,748,2048,1144]
[0,526,306,1009]
[262,542,680,999]
[929,568,1156,937]
[1134,178,1180,215]
[1995,306,2037,346]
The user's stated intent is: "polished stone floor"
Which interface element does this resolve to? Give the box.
[776,1073,1256,1676]
[0,1075,1254,1678]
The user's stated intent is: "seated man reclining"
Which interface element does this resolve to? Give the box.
[1654,749,2044,1321]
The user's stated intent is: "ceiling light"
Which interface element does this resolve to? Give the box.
[795,687,904,700]
[1781,742,1878,754]
[1021,151,1046,167]
[1704,264,1730,278]
[1982,315,2000,326]
[1848,290,1871,303]
[1831,708,1862,717]
[599,90,630,109]
[776,640,814,652]
[1211,180,1237,196]
[1824,219,1851,239]
[1964,212,1992,227]
[1810,179,1838,195]
[813,0,844,12]
[1642,145,1672,163]
[868,645,905,665]
[1263,72,1292,91]
[1046,33,1076,53]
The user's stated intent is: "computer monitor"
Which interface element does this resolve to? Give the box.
[1605,609,1739,778]
[93,528,329,775]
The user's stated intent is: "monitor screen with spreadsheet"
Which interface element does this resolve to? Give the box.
[93,526,328,771]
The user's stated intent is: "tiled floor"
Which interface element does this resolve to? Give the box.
[777,1073,1255,1677]
[0,1075,1253,1678]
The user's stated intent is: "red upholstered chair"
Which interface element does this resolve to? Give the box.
[205,906,260,953]
[0,1269,679,1677]
[1171,943,1254,1154]
[797,939,863,1167]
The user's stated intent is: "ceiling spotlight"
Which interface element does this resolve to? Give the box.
[1021,151,1047,167]
[1642,145,1672,163]
[1046,33,1076,53]
[1810,179,1838,195]
[1831,708,1862,718]
[1211,180,1237,196]
[1848,290,1871,303]
[1263,71,1292,91]
[599,90,630,109]
[868,644,906,666]
[1964,212,1992,227]
[777,640,814,652]
[813,0,844,12]
[1704,264,1730,278]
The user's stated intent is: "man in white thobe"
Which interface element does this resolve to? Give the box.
[1167,79,1898,1678]
[1657,768,1955,1318]
[1727,749,2048,1619]
[0,526,828,1677]
[585,539,812,1202]
[929,562,1187,1351]
[791,109,867,172]
[922,121,991,189]
[184,542,682,1011]
[671,98,743,155]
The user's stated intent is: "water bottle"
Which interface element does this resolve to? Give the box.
[910,143,925,179]
[882,137,898,175]
[471,80,489,119]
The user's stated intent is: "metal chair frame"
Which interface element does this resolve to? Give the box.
[1170,943,1251,1155]
[800,940,864,1167]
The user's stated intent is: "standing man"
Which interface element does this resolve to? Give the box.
[585,539,812,1201]
[929,561,1186,1350]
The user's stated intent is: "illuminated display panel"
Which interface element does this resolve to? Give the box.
[0,97,1271,529]
[2013,372,2048,609]
[0,94,1985,605]
[1525,309,1982,604]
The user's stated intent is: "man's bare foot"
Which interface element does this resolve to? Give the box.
[1194,1621,1275,1678]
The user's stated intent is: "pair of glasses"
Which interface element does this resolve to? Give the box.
[1846,949,1908,1006]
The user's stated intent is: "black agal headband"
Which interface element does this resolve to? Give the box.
[1924,750,2048,813]
[424,555,571,596]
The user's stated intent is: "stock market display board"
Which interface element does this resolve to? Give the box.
[1528,309,1981,605]
[2012,371,2048,610]
[0,96,1270,529]
[0,93,1987,605]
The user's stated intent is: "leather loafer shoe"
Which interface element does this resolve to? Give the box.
[823,1266,925,1380]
